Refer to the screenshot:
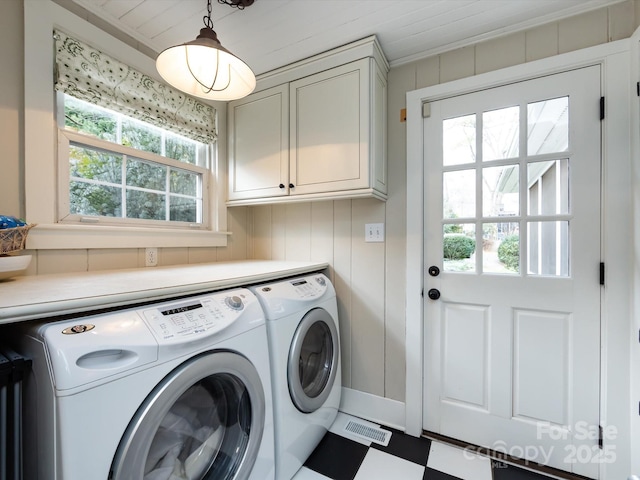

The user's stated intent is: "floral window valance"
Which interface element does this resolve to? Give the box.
[54,29,217,144]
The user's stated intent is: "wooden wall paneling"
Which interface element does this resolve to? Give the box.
[310,201,335,267]
[333,199,353,388]
[88,248,138,271]
[187,247,218,264]
[285,203,312,261]
[37,249,88,275]
[217,206,248,261]
[271,204,287,260]
[350,198,386,396]
[384,64,413,402]
[250,205,273,260]
[158,247,189,266]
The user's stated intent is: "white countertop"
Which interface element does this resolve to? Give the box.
[0,260,328,323]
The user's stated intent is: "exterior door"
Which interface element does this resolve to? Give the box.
[423,66,603,478]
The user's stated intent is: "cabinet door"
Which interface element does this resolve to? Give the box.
[289,59,370,195]
[227,84,289,201]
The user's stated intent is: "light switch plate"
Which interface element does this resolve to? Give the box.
[365,223,384,243]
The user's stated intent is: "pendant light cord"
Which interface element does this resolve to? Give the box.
[204,0,214,29]
[217,0,254,9]
[188,0,232,94]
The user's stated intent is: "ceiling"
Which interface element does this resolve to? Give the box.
[70,0,627,76]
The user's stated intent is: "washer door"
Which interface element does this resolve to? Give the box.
[287,308,339,413]
[110,351,265,480]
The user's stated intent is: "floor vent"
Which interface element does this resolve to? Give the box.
[344,420,392,446]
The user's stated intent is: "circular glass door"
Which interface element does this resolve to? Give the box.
[287,308,339,413]
[111,351,265,480]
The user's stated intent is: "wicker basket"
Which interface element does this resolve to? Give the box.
[0,224,35,254]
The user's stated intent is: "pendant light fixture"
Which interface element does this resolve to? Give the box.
[156,0,256,101]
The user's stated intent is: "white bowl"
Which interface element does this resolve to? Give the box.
[0,254,32,280]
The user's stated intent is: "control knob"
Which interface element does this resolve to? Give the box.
[225,295,244,310]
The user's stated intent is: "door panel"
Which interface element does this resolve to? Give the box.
[423,66,602,478]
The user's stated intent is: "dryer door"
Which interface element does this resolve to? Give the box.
[110,351,265,480]
[287,307,339,413]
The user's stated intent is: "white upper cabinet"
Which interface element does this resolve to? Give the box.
[227,36,388,205]
[227,84,289,201]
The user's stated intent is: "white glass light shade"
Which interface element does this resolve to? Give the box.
[156,29,256,102]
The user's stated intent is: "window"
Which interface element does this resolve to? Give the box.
[59,95,209,227]
[54,29,216,230]
[24,1,228,249]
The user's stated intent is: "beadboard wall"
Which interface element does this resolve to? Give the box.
[2,0,639,406]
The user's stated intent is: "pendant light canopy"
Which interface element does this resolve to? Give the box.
[156,0,256,102]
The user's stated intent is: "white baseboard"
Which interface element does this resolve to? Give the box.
[339,387,406,432]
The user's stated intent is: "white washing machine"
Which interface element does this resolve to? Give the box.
[3,288,275,480]
[250,273,341,480]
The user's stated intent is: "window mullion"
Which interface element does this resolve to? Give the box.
[166,166,171,222]
[122,154,127,219]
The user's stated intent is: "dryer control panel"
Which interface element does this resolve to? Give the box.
[252,274,336,318]
[290,277,325,297]
[140,289,259,343]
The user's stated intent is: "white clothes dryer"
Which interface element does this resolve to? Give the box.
[3,288,275,480]
[250,273,341,480]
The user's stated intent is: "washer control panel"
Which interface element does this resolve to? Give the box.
[141,290,249,342]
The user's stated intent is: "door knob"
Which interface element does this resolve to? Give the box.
[428,266,440,277]
[427,288,441,300]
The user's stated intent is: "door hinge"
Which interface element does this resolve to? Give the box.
[599,262,605,286]
[598,425,604,449]
[422,102,431,118]
[637,82,640,97]
[600,97,605,120]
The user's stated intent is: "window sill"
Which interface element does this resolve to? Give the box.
[25,224,230,250]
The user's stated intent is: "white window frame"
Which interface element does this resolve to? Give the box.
[24,0,229,249]
[58,128,210,228]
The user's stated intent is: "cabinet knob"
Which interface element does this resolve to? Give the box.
[279,184,285,189]
[289,183,295,189]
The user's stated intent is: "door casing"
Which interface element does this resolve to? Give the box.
[405,39,633,480]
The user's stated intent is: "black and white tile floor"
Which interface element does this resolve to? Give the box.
[293,413,564,480]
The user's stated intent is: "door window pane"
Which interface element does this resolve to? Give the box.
[483,223,519,274]
[482,106,519,161]
[527,221,569,277]
[528,97,569,155]
[443,225,476,273]
[527,160,569,215]
[443,114,476,166]
[444,169,476,219]
[483,165,519,217]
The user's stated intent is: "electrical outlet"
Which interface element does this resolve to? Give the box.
[365,223,385,243]
[145,247,158,267]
